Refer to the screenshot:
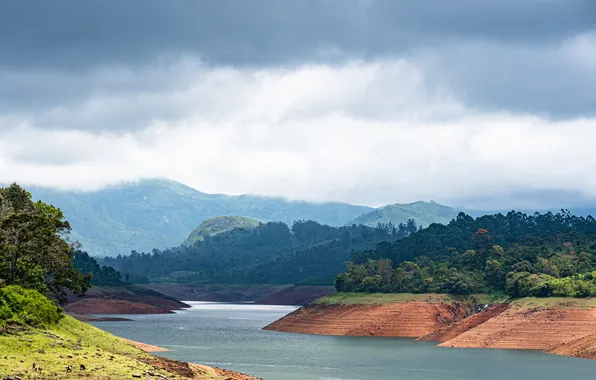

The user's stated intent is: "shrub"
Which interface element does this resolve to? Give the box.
[0,285,63,327]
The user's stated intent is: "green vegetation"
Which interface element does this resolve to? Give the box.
[104,220,414,285]
[349,201,458,228]
[29,179,372,256]
[337,210,596,298]
[0,286,63,327]
[183,216,261,246]
[0,184,90,303]
[0,311,219,379]
[315,292,458,305]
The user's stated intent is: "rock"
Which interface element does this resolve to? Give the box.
[132,374,142,378]
[80,364,86,370]
[38,349,44,354]
[55,340,63,345]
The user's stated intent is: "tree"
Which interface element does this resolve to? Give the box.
[0,184,90,304]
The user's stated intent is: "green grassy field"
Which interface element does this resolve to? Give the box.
[313,292,500,305]
[0,315,221,379]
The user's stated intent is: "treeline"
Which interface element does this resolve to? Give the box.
[337,211,596,297]
[103,219,420,284]
[0,184,90,304]
[72,249,132,285]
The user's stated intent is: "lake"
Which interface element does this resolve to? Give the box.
[92,301,596,380]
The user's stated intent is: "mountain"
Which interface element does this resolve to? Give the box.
[27,179,372,256]
[349,201,459,228]
[182,216,261,246]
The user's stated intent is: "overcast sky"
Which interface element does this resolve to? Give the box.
[1,0,595,208]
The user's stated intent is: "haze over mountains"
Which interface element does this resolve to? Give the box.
[25,179,457,257]
[25,178,596,257]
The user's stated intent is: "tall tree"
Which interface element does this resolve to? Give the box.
[0,184,90,303]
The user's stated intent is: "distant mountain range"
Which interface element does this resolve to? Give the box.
[28,179,372,256]
[25,178,595,257]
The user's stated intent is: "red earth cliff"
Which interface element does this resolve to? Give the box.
[264,302,471,337]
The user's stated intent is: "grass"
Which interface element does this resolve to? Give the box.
[0,315,222,379]
[313,292,500,305]
[509,297,596,310]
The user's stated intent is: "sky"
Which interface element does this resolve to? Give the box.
[0,0,595,208]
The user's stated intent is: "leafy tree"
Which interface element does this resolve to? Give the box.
[0,184,90,303]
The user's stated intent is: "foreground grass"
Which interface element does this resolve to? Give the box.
[0,315,220,379]
[314,292,500,305]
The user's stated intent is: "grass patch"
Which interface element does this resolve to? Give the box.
[509,297,596,310]
[0,309,227,379]
[313,292,499,305]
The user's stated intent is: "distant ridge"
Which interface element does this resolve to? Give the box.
[25,179,372,256]
[348,201,459,228]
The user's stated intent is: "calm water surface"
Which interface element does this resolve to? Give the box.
[92,302,596,380]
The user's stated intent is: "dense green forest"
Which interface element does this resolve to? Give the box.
[72,249,130,286]
[102,219,421,285]
[337,211,596,297]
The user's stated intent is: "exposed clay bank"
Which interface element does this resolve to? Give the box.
[264,293,596,360]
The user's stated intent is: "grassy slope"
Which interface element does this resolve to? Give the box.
[314,292,498,305]
[349,201,459,228]
[0,315,223,379]
[509,297,596,309]
[315,293,596,309]
[29,179,372,256]
[183,216,261,246]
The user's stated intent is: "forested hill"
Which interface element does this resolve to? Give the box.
[339,210,596,297]
[102,219,421,285]
[28,179,372,256]
[182,216,260,246]
[349,201,458,228]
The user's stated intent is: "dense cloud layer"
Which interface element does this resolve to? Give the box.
[0,1,595,207]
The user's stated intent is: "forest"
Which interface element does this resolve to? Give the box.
[337,211,596,297]
[102,219,421,285]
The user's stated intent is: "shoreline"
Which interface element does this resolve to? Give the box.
[264,294,596,361]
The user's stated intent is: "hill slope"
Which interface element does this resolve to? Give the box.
[183,216,260,246]
[28,179,372,256]
[349,201,458,228]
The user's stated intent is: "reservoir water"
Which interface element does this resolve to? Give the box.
[92,301,596,380]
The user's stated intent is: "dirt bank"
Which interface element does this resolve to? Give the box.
[124,338,169,352]
[440,306,596,350]
[65,284,189,316]
[256,285,335,305]
[264,302,470,337]
[265,294,596,361]
[419,304,510,342]
[132,341,262,379]
[548,332,596,359]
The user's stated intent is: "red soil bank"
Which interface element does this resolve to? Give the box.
[65,299,174,315]
[419,304,510,342]
[548,332,596,359]
[264,302,469,337]
[439,307,596,350]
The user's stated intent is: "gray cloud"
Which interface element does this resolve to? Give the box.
[0,1,595,208]
[0,0,594,121]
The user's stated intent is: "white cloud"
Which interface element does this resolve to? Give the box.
[0,44,595,207]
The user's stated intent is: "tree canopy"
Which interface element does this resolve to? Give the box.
[336,210,596,297]
[102,219,420,285]
[0,184,90,303]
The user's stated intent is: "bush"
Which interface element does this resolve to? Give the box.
[0,285,63,327]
